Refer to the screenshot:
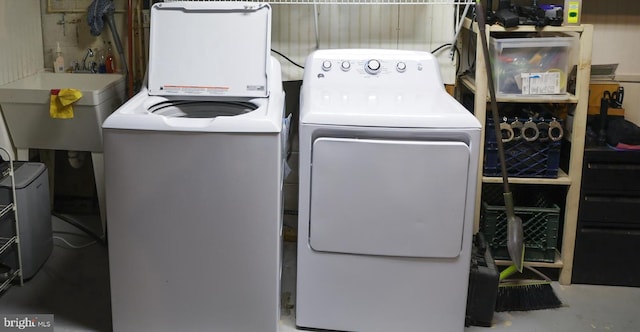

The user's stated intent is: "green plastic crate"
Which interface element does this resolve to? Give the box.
[480,199,560,263]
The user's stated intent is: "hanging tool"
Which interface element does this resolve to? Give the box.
[475,0,524,272]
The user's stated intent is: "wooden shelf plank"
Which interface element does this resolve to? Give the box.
[497,94,579,104]
[459,75,578,104]
[463,17,585,34]
[494,250,563,269]
[482,169,571,185]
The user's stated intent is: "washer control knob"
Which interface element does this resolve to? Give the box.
[396,62,407,73]
[341,61,351,71]
[365,59,381,74]
[321,60,332,72]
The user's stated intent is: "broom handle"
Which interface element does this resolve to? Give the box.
[475,0,511,195]
[476,0,522,272]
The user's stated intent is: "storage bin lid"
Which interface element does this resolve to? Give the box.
[490,32,576,51]
[0,162,46,190]
[147,2,271,98]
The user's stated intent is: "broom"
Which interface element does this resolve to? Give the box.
[495,265,562,311]
[475,0,562,311]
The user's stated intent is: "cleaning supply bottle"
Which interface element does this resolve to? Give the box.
[105,42,115,73]
[54,42,65,73]
[96,48,107,73]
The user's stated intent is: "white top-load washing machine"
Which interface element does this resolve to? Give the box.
[296,49,481,332]
[103,2,286,331]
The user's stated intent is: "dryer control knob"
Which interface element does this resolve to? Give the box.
[322,60,332,72]
[396,62,407,73]
[341,61,351,71]
[365,59,381,74]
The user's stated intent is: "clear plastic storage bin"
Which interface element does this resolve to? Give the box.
[489,32,577,97]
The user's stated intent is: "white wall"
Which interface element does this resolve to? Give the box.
[12,1,640,117]
[583,1,639,78]
[39,2,459,84]
[583,1,640,125]
[0,0,43,159]
[272,4,458,83]
[40,0,128,75]
[0,0,44,84]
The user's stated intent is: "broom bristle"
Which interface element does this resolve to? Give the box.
[495,283,562,312]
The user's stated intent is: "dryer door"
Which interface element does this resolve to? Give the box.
[309,137,471,258]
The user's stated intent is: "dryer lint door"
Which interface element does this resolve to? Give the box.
[308,137,471,258]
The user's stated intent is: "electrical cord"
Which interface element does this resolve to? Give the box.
[466,23,476,73]
[430,43,452,54]
[53,236,97,249]
[431,43,462,76]
[52,212,107,246]
[271,49,304,69]
[53,230,93,238]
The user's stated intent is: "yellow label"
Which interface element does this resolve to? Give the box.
[567,1,580,24]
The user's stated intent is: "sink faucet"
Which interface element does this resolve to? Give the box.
[81,48,95,72]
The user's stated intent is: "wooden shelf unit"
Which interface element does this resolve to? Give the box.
[458,17,593,285]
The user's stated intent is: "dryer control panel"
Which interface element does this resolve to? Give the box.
[299,49,481,129]
[320,58,408,76]
[305,49,444,94]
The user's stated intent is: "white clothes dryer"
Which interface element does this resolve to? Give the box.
[296,49,481,332]
[103,3,286,331]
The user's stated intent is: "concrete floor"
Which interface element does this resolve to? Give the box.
[0,216,111,331]
[1,216,639,331]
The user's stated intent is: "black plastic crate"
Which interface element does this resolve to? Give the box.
[480,187,561,263]
[484,118,562,178]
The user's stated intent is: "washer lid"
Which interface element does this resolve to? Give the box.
[148,2,271,98]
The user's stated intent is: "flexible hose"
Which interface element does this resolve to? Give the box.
[106,14,129,82]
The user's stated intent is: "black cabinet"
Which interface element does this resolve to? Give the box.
[572,147,640,287]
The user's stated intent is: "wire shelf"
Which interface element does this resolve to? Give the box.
[0,236,16,256]
[0,203,13,220]
[165,0,474,4]
[0,269,21,293]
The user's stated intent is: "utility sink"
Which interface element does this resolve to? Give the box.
[0,71,126,240]
[0,71,126,152]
